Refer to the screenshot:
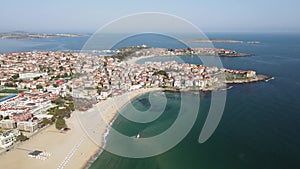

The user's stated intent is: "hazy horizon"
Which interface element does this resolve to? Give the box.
[1,0,300,33]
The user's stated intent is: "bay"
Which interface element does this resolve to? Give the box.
[90,33,300,169]
[1,33,299,169]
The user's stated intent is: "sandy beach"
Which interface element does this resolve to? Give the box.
[125,54,157,65]
[0,88,161,169]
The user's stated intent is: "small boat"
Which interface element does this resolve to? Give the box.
[136,134,140,139]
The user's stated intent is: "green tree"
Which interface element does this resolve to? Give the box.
[63,72,68,78]
[17,132,28,142]
[68,102,75,111]
[96,86,102,95]
[55,118,67,130]
[12,74,19,79]
[42,118,51,125]
[36,84,43,89]
[4,83,17,87]
[33,76,40,80]
[153,70,168,77]
[54,108,67,117]
[51,116,56,123]
[59,66,64,71]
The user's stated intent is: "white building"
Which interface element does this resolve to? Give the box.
[0,129,20,148]
[174,80,182,87]
[17,121,38,132]
[129,84,142,91]
[19,72,48,80]
[184,79,194,87]
[30,101,52,115]
[99,89,111,99]
[45,86,60,95]
[194,80,206,88]
[0,120,17,129]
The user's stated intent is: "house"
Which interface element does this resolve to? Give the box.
[184,79,194,87]
[195,80,205,88]
[247,71,256,78]
[151,80,160,87]
[100,89,111,99]
[174,79,182,88]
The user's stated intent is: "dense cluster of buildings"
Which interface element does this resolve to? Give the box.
[128,47,240,57]
[0,48,258,148]
[0,51,75,148]
[0,51,75,88]
[0,91,54,129]
[0,91,55,148]
[73,56,257,100]
[164,48,239,56]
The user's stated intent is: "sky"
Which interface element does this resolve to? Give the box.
[0,0,300,33]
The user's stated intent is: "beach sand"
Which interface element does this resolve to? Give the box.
[0,88,161,169]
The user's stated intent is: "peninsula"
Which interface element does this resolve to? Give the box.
[112,46,253,60]
[0,47,270,169]
[0,31,84,40]
[182,39,261,44]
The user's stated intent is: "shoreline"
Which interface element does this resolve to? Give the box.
[0,55,271,169]
[0,88,162,169]
[0,82,274,169]
[82,87,163,169]
[225,75,272,84]
[81,75,275,168]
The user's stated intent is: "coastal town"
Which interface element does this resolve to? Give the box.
[114,46,253,59]
[0,47,268,150]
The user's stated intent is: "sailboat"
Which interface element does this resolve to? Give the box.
[136,134,140,139]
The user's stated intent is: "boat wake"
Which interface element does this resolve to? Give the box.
[265,77,275,82]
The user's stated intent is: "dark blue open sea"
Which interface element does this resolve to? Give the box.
[1,33,300,169]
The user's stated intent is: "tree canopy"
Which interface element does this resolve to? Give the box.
[55,118,67,130]
[153,70,168,77]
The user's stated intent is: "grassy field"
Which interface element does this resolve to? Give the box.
[0,89,25,93]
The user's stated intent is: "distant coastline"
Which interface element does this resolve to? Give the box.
[182,39,261,44]
[0,31,85,39]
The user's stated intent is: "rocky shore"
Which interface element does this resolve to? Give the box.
[225,75,272,84]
